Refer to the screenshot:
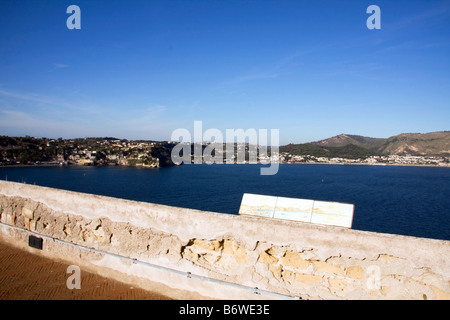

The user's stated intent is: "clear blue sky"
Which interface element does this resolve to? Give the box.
[0,0,449,145]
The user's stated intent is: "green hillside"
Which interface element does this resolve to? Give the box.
[280,143,378,159]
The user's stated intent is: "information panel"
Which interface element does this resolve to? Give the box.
[273,197,314,222]
[239,193,354,228]
[238,193,278,218]
[310,200,354,228]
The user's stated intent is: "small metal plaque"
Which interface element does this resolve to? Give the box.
[28,235,43,250]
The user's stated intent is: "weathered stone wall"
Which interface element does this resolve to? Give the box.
[0,180,449,299]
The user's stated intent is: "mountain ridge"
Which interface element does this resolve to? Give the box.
[305,131,450,157]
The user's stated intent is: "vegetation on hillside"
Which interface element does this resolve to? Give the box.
[280,143,378,159]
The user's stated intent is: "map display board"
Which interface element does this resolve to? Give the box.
[238,193,278,218]
[310,200,355,228]
[273,197,314,222]
[239,193,354,228]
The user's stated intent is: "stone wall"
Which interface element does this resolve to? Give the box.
[0,180,449,299]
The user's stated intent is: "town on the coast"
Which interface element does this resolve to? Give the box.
[1,134,449,168]
[279,153,449,166]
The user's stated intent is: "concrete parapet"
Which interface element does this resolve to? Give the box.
[0,180,449,299]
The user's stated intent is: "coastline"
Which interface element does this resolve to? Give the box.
[1,161,448,169]
[280,162,450,168]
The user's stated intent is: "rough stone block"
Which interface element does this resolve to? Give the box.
[63,224,71,236]
[7,214,15,226]
[269,264,282,280]
[30,219,37,232]
[24,217,30,230]
[194,239,221,252]
[222,239,235,255]
[346,265,365,279]
[295,273,322,284]
[93,226,105,242]
[232,245,247,265]
[281,251,310,269]
[258,249,278,265]
[22,207,34,219]
[328,277,348,288]
[313,260,344,275]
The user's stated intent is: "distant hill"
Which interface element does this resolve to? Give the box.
[376,131,450,156]
[283,131,450,157]
[312,134,386,150]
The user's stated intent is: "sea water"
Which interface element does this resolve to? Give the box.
[1,164,449,240]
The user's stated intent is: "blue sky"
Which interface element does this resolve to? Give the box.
[0,0,449,145]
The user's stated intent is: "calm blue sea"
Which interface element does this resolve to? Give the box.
[1,164,449,241]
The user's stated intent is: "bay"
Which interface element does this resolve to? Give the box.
[1,164,449,241]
